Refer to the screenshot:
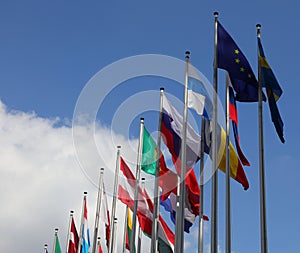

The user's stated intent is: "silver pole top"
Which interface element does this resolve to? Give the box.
[160,87,164,92]
[44,244,48,249]
[117,145,121,149]
[185,51,190,59]
[256,24,261,37]
[214,11,219,18]
[55,228,59,234]
[70,210,74,215]
[84,191,88,196]
[140,117,144,123]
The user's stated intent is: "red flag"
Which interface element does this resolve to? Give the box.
[68,216,79,253]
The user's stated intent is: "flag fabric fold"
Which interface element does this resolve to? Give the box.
[217,21,266,102]
[258,37,285,143]
[229,86,250,166]
[68,216,79,253]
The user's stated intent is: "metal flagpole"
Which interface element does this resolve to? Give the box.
[137,178,145,253]
[151,87,164,253]
[256,24,268,253]
[225,73,231,253]
[130,118,144,253]
[92,168,105,253]
[53,228,59,253]
[122,206,129,253]
[198,116,205,253]
[97,237,101,253]
[109,146,121,253]
[66,210,74,253]
[78,192,88,253]
[175,50,190,253]
[112,218,118,253]
[211,11,219,253]
[44,244,48,253]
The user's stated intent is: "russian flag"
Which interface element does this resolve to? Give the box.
[81,198,90,253]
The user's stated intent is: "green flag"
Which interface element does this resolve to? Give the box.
[141,126,157,175]
[54,234,62,253]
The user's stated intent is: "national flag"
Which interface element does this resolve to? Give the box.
[118,157,175,253]
[204,119,249,190]
[217,21,266,102]
[81,197,90,253]
[54,232,62,253]
[68,216,79,253]
[187,63,212,119]
[161,94,201,173]
[141,126,157,175]
[229,85,250,166]
[126,208,136,253]
[100,183,110,249]
[258,37,285,143]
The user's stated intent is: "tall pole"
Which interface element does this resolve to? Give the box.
[225,73,231,253]
[66,210,74,253]
[256,23,268,253]
[92,168,105,253]
[175,50,190,253]
[53,228,59,253]
[211,11,219,253]
[112,218,118,253]
[137,178,145,253]
[130,118,144,253]
[122,206,129,253]
[78,192,88,253]
[198,116,205,253]
[109,146,121,253]
[151,87,164,253]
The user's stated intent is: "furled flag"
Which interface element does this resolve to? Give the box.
[161,93,201,173]
[229,85,250,166]
[68,216,79,253]
[54,232,62,253]
[100,183,110,249]
[258,37,285,143]
[204,119,249,190]
[81,197,90,253]
[125,208,136,253]
[118,157,175,253]
[217,21,266,102]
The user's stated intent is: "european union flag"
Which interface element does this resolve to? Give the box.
[217,21,266,102]
[258,37,285,143]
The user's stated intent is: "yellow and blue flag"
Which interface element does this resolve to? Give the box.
[217,21,266,102]
[258,37,285,143]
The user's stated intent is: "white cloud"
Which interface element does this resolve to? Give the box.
[0,101,152,253]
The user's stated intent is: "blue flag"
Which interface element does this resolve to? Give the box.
[217,21,266,102]
[258,37,285,143]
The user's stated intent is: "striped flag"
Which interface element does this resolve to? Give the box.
[81,198,90,253]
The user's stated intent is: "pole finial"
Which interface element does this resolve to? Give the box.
[100,167,104,171]
[140,117,144,123]
[44,244,48,248]
[70,210,74,214]
[160,87,164,92]
[141,177,145,181]
[214,11,219,17]
[55,228,59,234]
[256,24,261,37]
[84,191,88,195]
[185,51,190,59]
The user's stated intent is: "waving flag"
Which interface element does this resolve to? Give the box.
[229,86,250,166]
[217,21,266,102]
[118,157,175,253]
[258,37,285,143]
[100,183,110,249]
[68,216,79,253]
[81,198,90,253]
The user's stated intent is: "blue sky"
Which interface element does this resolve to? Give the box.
[0,1,299,253]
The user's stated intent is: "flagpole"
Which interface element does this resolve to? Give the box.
[78,192,87,253]
[66,210,74,253]
[198,116,205,253]
[225,73,231,253]
[92,168,105,253]
[53,228,59,253]
[109,146,121,253]
[130,118,144,253]
[256,23,268,253]
[45,244,48,253]
[122,206,129,253]
[211,11,219,253]
[137,178,145,253]
[151,87,164,253]
[112,218,118,253]
[97,237,101,253]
